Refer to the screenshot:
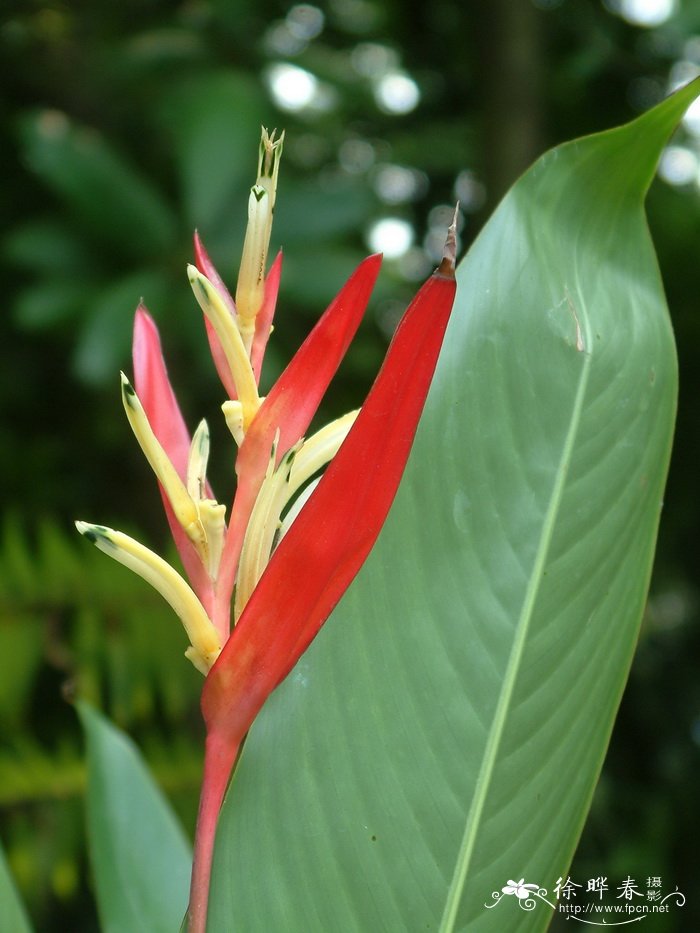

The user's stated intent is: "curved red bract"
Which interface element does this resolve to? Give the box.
[204,269,456,743]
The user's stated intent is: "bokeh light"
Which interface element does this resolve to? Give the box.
[373,71,420,114]
[617,0,676,27]
[266,63,335,113]
[372,164,427,203]
[657,145,698,186]
[454,170,487,213]
[338,137,375,174]
[367,217,414,258]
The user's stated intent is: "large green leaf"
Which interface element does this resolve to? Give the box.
[207,84,697,930]
[77,702,192,933]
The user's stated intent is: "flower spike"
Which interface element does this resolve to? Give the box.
[76,127,458,933]
[233,409,359,621]
[132,305,192,480]
[439,201,459,276]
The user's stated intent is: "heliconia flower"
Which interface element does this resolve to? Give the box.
[75,126,458,933]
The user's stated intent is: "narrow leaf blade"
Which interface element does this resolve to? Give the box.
[0,838,33,933]
[78,702,192,933]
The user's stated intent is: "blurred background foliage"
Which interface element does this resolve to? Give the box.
[1,0,699,929]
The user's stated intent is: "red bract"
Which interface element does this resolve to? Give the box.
[187,261,456,933]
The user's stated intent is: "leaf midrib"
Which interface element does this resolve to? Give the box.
[438,296,593,932]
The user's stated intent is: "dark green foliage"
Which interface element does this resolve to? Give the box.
[0,518,203,931]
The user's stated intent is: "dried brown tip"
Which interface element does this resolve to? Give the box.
[437,202,459,278]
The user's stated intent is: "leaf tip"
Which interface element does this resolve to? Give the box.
[436,203,459,279]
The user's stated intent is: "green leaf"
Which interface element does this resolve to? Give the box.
[207,82,698,930]
[3,220,87,275]
[72,270,169,384]
[12,279,89,329]
[77,702,192,933]
[273,177,375,244]
[18,112,176,258]
[158,71,266,229]
[0,835,33,933]
[0,613,44,730]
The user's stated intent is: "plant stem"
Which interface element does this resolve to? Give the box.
[188,731,240,933]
